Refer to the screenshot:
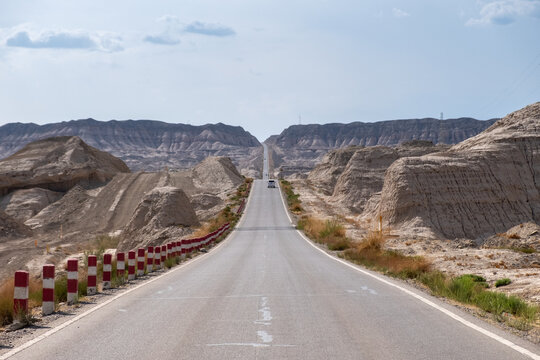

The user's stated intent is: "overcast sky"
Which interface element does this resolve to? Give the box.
[0,0,539,141]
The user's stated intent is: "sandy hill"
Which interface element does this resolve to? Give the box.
[0,146,244,282]
[376,102,540,239]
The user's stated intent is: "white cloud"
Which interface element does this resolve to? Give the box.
[144,17,236,46]
[467,0,540,26]
[392,8,410,18]
[3,26,123,52]
[184,21,236,37]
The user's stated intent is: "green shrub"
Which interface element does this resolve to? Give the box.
[495,278,511,287]
[55,275,68,303]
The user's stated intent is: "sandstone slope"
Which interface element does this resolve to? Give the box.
[0,119,262,176]
[0,210,32,239]
[377,102,540,240]
[119,186,198,250]
[267,117,496,172]
[0,136,130,196]
[307,141,446,213]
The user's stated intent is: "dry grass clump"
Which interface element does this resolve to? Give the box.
[343,230,430,279]
[0,276,43,326]
[297,216,351,251]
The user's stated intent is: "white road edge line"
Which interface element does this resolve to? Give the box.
[0,182,254,360]
[277,179,540,360]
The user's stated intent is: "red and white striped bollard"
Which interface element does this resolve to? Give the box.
[87,255,97,295]
[42,264,55,315]
[103,253,112,289]
[128,251,136,280]
[147,246,154,273]
[154,246,161,269]
[67,259,78,305]
[161,245,166,265]
[116,252,125,279]
[14,270,29,316]
[137,248,145,276]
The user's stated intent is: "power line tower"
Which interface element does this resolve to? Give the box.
[440,112,444,121]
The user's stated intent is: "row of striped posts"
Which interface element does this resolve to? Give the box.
[12,223,231,316]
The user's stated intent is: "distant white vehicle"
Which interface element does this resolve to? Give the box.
[267,179,276,188]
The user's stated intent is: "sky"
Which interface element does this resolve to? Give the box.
[0,0,539,141]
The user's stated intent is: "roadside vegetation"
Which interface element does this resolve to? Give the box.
[284,179,539,331]
[280,179,303,213]
[194,177,252,237]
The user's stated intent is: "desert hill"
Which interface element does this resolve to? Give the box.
[0,119,262,176]
[307,141,449,213]
[266,117,496,173]
[377,102,540,239]
[0,135,245,282]
[0,136,129,196]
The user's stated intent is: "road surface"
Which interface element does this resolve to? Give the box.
[3,146,540,359]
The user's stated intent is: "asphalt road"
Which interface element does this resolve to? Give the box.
[4,148,540,359]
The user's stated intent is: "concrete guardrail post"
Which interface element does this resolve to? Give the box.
[161,245,166,265]
[154,246,161,269]
[67,259,78,305]
[87,255,97,295]
[14,270,29,316]
[147,246,154,273]
[42,264,55,315]
[128,251,136,280]
[137,248,145,276]
[103,254,112,289]
[116,252,125,279]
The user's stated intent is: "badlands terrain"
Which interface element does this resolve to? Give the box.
[289,102,540,305]
[0,136,244,283]
[0,105,538,313]
[0,119,263,177]
[266,116,496,174]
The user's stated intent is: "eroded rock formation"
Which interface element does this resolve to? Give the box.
[0,136,130,196]
[377,102,540,239]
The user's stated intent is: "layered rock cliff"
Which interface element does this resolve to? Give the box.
[377,102,540,239]
[267,117,496,172]
[307,141,446,213]
[0,119,262,175]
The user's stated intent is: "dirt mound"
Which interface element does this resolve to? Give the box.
[483,223,540,251]
[192,156,244,194]
[377,102,540,240]
[0,136,130,196]
[0,188,62,221]
[119,186,198,250]
[0,209,32,239]
[25,185,90,231]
